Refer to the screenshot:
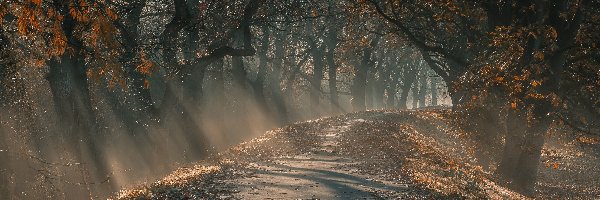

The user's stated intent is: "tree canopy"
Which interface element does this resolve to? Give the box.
[0,0,598,198]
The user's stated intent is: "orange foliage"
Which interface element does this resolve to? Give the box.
[136,52,157,76]
[144,79,151,89]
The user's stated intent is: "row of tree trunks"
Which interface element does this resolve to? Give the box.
[346,47,444,111]
[398,62,417,109]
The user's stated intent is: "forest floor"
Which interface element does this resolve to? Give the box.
[114,109,600,199]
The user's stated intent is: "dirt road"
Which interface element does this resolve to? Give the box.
[227,119,405,199]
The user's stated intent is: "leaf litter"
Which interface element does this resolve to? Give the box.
[114,109,600,199]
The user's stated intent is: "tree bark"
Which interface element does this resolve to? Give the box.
[310,45,325,115]
[325,19,340,114]
[158,0,212,161]
[430,76,438,106]
[417,71,427,108]
[372,59,386,109]
[411,78,419,109]
[385,71,398,109]
[47,3,112,190]
[497,104,550,196]
[366,77,374,109]
[397,63,417,109]
[352,49,370,111]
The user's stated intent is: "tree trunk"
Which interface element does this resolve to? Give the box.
[418,71,427,108]
[326,22,340,114]
[158,0,209,161]
[397,65,416,109]
[352,50,370,111]
[182,0,204,115]
[310,45,325,115]
[373,62,386,109]
[46,54,114,198]
[232,55,248,95]
[231,51,251,126]
[48,3,111,190]
[253,28,270,115]
[351,34,380,112]
[366,78,374,110]
[411,79,419,109]
[386,58,401,108]
[430,76,438,106]
[271,34,288,124]
[120,0,156,133]
[397,85,409,109]
[385,81,397,109]
[497,101,551,196]
[307,18,324,116]
[161,79,208,161]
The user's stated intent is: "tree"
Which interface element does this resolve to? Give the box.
[364,0,599,195]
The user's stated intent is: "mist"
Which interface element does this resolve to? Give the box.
[0,51,449,199]
[2,0,598,199]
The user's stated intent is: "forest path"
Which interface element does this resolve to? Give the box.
[116,109,598,199]
[226,119,402,199]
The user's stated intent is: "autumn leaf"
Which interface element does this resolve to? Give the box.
[144,79,151,89]
[548,27,558,40]
[31,0,42,6]
[136,52,157,76]
[514,75,527,81]
[34,59,45,68]
[17,18,28,35]
[526,92,545,99]
[360,36,369,46]
[494,76,504,82]
[534,51,544,61]
[106,7,118,20]
[0,4,5,26]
